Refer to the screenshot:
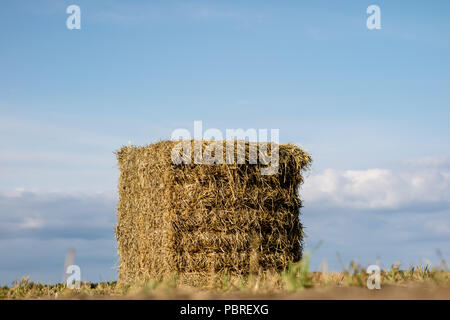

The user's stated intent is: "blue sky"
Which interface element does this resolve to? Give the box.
[1,1,449,285]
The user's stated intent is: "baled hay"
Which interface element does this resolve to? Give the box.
[115,140,311,284]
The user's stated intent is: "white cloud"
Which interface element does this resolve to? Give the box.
[0,191,116,240]
[2,188,27,198]
[302,159,450,211]
[19,217,44,229]
[0,191,118,284]
[425,220,450,235]
[0,150,113,167]
[407,156,450,169]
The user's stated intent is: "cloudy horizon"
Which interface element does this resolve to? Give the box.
[1,154,449,285]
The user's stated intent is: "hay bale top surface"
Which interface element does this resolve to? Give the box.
[117,140,311,174]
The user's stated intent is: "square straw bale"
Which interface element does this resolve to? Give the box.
[115,140,311,284]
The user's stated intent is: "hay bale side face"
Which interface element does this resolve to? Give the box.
[116,140,311,283]
[116,143,175,283]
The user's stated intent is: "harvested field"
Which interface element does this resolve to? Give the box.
[2,263,449,300]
